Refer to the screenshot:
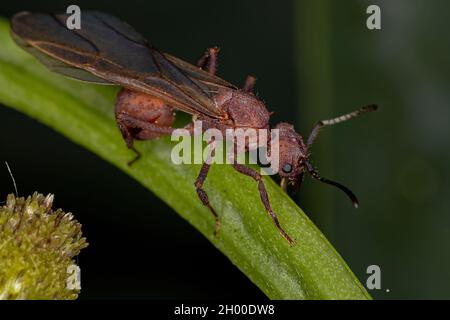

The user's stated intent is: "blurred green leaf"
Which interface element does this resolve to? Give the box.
[0,18,370,299]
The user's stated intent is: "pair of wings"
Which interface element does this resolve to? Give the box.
[11,11,235,118]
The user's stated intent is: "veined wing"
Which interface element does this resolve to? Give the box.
[11,11,233,118]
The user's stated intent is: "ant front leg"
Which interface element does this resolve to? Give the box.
[115,88,176,165]
[197,47,219,75]
[194,140,221,237]
[231,163,294,245]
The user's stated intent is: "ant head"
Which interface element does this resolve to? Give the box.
[273,122,359,208]
[273,123,308,191]
[272,105,378,207]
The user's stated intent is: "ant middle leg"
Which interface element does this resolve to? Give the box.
[231,163,294,245]
[197,47,219,75]
[194,141,221,237]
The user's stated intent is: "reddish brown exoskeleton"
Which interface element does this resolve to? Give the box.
[11,11,377,245]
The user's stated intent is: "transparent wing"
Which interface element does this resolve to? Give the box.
[11,11,230,117]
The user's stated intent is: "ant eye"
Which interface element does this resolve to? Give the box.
[282,163,292,174]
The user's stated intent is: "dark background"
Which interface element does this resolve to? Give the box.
[1,0,449,299]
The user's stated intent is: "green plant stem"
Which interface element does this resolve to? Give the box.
[295,0,336,237]
[0,18,370,299]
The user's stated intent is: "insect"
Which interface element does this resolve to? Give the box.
[11,11,377,245]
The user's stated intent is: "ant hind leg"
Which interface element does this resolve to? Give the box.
[127,147,141,166]
[115,88,176,166]
[116,112,174,166]
[116,119,140,166]
[243,75,257,93]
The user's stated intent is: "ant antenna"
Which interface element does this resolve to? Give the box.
[307,104,378,148]
[2,162,19,203]
[305,161,359,208]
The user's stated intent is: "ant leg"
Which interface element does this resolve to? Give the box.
[116,113,175,166]
[197,47,219,75]
[243,75,257,93]
[196,50,209,68]
[115,89,175,165]
[307,104,378,148]
[195,163,221,237]
[115,116,143,166]
[127,147,142,166]
[117,113,175,136]
[116,117,142,165]
[232,163,294,245]
[194,141,221,236]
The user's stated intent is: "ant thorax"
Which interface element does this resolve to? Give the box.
[214,88,270,129]
[273,122,308,179]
